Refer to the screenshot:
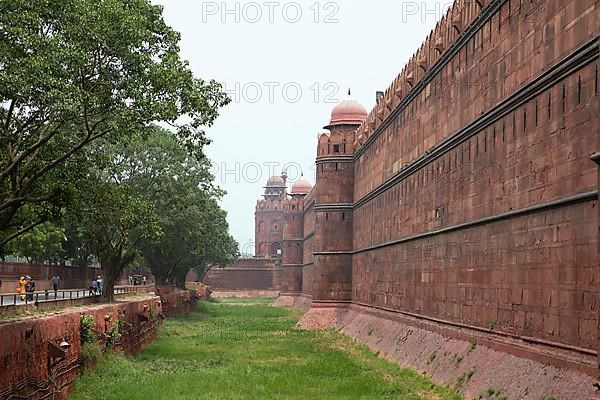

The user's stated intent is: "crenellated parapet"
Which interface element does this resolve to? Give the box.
[255,199,284,212]
[354,0,490,150]
[282,197,305,213]
[317,128,356,158]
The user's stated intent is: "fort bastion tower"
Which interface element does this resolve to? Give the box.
[254,174,287,258]
[312,95,367,303]
[278,176,313,296]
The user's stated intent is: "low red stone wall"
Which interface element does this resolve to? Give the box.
[0,297,163,399]
[186,282,211,299]
[154,285,198,316]
[203,267,278,291]
[212,289,280,298]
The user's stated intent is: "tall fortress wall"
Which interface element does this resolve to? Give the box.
[351,0,599,352]
[208,0,600,393]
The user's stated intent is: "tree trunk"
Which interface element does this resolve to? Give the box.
[102,259,122,303]
[100,250,130,303]
[175,268,189,289]
[103,273,116,302]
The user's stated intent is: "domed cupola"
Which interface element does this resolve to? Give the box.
[326,90,368,128]
[265,175,285,188]
[290,176,313,197]
[263,174,287,200]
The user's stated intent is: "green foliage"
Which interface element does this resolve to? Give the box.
[135,127,238,288]
[468,342,477,353]
[0,0,229,248]
[80,315,96,344]
[9,222,65,264]
[481,388,508,400]
[105,319,122,349]
[80,341,102,370]
[69,299,461,400]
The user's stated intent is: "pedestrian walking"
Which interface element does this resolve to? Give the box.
[25,276,35,302]
[89,279,98,296]
[142,276,147,286]
[96,276,103,295]
[51,275,60,295]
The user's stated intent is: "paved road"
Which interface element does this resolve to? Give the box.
[0,289,98,306]
[0,285,151,306]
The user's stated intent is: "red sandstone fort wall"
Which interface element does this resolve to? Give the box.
[255,199,285,257]
[202,258,278,291]
[351,0,599,353]
[301,191,316,297]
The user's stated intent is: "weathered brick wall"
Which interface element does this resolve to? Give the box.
[255,199,285,257]
[313,122,359,301]
[203,258,278,290]
[154,285,198,316]
[351,0,599,352]
[301,192,316,297]
[0,297,162,399]
[354,0,598,196]
[280,198,305,293]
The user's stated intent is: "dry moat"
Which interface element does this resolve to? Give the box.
[68,298,462,400]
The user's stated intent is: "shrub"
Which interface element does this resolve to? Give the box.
[80,315,96,344]
[80,342,102,370]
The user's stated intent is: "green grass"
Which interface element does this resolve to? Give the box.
[69,298,462,400]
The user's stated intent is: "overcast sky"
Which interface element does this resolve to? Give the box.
[152,1,448,255]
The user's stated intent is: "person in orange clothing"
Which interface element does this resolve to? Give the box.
[17,276,26,301]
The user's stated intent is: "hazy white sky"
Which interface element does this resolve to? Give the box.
[153,1,448,254]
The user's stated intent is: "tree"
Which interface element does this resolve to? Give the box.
[0,0,229,248]
[142,193,239,289]
[61,222,95,268]
[136,129,238,289]
[68,165,160,301]
[9,222,65,264]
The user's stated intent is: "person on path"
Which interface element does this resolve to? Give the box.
[96,276,103,296]
[51,275,60,295]
[26,276,35,302]
[17,277,26,300]
[89,279,98,296]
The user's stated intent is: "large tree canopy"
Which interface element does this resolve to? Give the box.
[68,126,237,300]
[135,127,238,288]
[0,0,229,247]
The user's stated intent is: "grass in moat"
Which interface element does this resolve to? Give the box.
[68,298,461,400]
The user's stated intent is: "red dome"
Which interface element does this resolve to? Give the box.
[291,177,313,195]
[329,99,368,126]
